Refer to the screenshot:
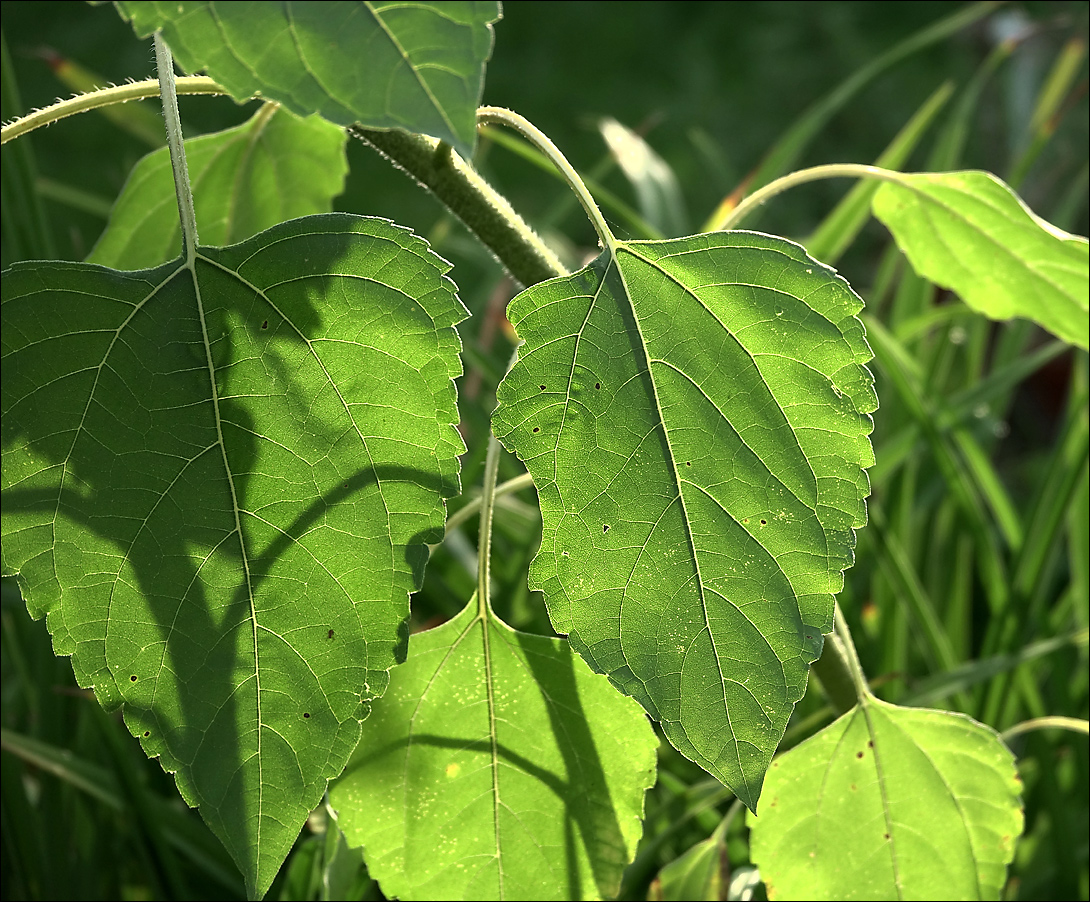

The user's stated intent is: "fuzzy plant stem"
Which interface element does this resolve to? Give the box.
[350,125,565,288]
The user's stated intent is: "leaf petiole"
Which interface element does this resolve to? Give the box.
[477,105,616,252]
[720,163,907,231]
[153,33,198,262]
[0,75,226,146]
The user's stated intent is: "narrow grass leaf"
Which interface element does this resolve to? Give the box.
[1,213,467,897]
[493,231,877,807]
[751,699,1024,900]
[88,104,347,270]
[331,599,658,901]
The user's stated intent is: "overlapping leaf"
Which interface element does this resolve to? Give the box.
[872,171,1089,349]
[1,213,467,897]
[330,597,657,901]
[88,104,347,270]
[113,0,501,158]
[750,699,1024,900]
[493,232,877,807]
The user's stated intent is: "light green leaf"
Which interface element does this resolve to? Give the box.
[1,213,467,898]
[655,833,726,902]
[750,698,1024,900]
[88,104,347,271]
[492,231,877,808]
[330,598,658,901]
[872,171,1090,349]
[113,0,500,159]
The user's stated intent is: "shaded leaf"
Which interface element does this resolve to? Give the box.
[872,171,1089,349]
[1,213,467,897]
[88,104,347,270]
[492,231,877,808]
[113,0,500,158]
[330,598,657,901]
[654,832,727,902]
[750,698,1024,900]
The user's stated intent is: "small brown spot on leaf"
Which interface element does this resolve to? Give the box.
[261,320,268,329]
[130,675,137,682]
[532,427,540,433]
[303,712,310,719]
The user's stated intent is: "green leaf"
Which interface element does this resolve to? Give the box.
[492,231,877,808]
[872,171,1090,350]
[330,598,658,901]
[654,833,726,902]
[113,0,500,159]
[87,104,347,271]
[750,698,1024,900]
[1,213,467,898]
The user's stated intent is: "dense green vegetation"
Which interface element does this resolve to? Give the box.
[2,3,1087,900]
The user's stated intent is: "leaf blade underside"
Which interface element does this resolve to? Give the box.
[493,231,877,807]
[1,213,467,897]
[88,103,348,271]
[330,599,658,901]
[113,0,501,159]
[750,699,1024,900]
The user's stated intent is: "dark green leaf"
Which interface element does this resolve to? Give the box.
[492,231,877,808]
[113,0,500,158]
[1,213,467,897]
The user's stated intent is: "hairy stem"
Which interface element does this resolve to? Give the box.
[1,76,225,145]
[350,126,565,288]
[720,163,908,231]
[154,34,197,263]
[477,105,616,253]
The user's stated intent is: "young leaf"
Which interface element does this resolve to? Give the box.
[872,171,1090,350]
[88,104,347,271]
[492,231,877,808]
[330,598,658,901]
[750,699,1024,900]
[112,0,501,159]
[1,213,467,898]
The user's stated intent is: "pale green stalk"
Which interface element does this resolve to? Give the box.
[0,76,226,145]
[720,163,907,231]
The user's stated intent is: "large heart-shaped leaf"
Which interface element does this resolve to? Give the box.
[1,213,467,897]
[113,1,501,158]
[330,597,657,901]
[88,104,347,270]
[492,232,877,807]
[750,699,1024,900]
[872,171,1089,349]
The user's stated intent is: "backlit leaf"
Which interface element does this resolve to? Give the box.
[113,0,501,158]
[1,213,467,897]
[872,171,1089,349]
[331,598,657,901]
[88,104,347,270]
[750,698,1024,900]
[492,231,877,807]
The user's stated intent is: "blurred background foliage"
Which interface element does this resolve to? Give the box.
[3,2,1088,900]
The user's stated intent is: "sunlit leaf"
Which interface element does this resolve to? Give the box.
[493,231,877,808]
[88,104,347,270]
[750,698,1024,900]
[1,213,467,897]
[872,171,1089,349]
[331,597,657,901]
[113,0,500,158]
